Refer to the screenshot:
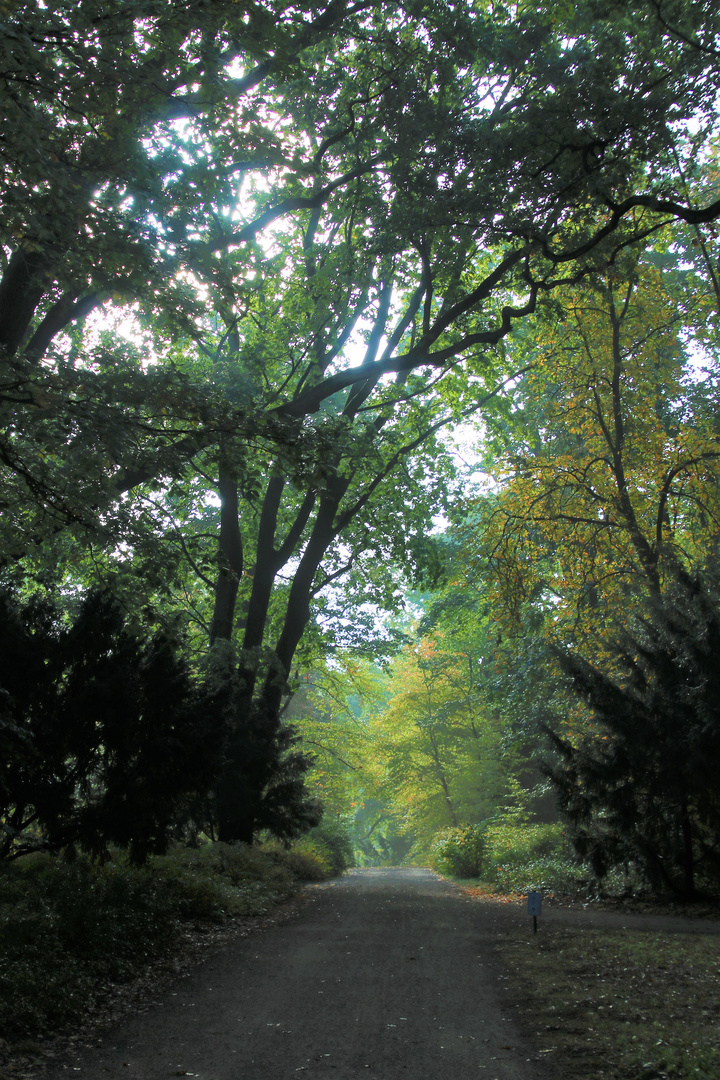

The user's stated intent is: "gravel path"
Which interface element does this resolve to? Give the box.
[40,868,550,1080]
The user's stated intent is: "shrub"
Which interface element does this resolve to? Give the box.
[483,822,584,893]
[154,843,297,914]
[303,821,356,875]
[545,568,720,898]
[0,589,224,864]
[0,840,339,1043]
[486,853,588,894]
[429,820,588,894]
[262,819,355,881]
[278,848,331,881]
[430,824,486,878]
[0,856,177,1036]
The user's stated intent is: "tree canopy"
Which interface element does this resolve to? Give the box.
[467,249,720,644]
[3,0,720,852]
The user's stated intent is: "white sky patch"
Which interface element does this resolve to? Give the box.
[79,303,161,369]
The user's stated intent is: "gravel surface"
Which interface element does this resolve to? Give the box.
[40,868,550,1080]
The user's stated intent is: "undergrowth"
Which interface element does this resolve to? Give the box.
[482,821,588,894]
[0,837,342,1046]
[430,820,591,896]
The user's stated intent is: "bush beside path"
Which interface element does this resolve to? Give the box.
[0,839,344,1078]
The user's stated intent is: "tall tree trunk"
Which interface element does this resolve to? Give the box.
[680,796,696,899]
[427,729,458,826]
[261,487,345,717]
[0,247,48,355]
[216,732,257,844]
[209,457,243,645]
[216,482,344,844]
[607,283,661,590]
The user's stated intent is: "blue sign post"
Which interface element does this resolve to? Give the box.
[528,890,542,934]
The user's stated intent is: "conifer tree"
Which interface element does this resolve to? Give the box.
[545,568,720,898]
[0,590,224,861]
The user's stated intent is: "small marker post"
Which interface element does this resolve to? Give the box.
[527,890,542,934]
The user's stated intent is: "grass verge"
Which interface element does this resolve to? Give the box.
[495,918,720,1080]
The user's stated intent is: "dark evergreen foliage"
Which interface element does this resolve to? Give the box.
[0,590,225,862]
[544,570,720,898]
[212,690,322,846]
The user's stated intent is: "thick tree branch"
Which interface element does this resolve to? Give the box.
[283,252,533,418]
[23,291,100,364]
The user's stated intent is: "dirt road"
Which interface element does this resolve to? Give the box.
[41,868,548,1080]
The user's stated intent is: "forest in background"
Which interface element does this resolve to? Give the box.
[291,237,720,901]
[2,0,720,903]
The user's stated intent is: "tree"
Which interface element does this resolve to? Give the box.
[4,0,720,844]
[544,567,720,898]
[286,661,378,822]
[360,574,528,854]
[454,244,720,895]
[0,589,224,862]
[466,253,720,647]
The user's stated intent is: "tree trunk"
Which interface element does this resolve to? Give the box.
[209,459,243,645]
[0,247,49,355]
[680,797,696,899]
[215,483,344,844]
[427,729,458,827]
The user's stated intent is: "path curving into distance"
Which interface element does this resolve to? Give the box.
[41,868,549,1080]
